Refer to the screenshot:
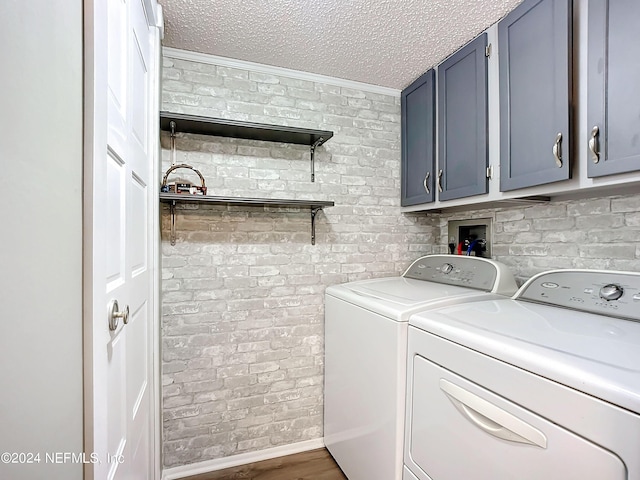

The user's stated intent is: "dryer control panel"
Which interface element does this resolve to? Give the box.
[403,255,516,295]
[518,270,640,321]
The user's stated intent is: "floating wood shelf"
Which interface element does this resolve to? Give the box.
[160,193,334,245]
[160,111,333,182]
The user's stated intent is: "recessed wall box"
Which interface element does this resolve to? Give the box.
[447,218,492,257]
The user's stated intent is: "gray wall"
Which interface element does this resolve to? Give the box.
[0,2,83,479]
[160,57,437,467]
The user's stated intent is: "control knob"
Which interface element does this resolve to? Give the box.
[441,263,453,274]
[599,284,624,301]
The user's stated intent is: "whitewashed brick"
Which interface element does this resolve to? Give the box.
[524,204,567,218]
[566,198,611,216]
[540,230,585,243]
[579,244,636,259]
[162,67,181,80]
[236,437,271,452]
[227,102,266,116]
[502,219,532,232]
[582,229,636,243]
[258,84,287,96]
[532,217,576,230]
[340,87,366,99]
[626,212,640,227]
[182,70,223,85]
[611,195,640,212]
[495,209,524,222]
[575,214,624,229]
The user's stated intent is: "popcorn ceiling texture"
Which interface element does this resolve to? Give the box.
[157,0,522,89]
[160,56,438,468]
[160,54,640,469]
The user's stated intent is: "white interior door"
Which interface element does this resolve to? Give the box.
[84,0,160,478]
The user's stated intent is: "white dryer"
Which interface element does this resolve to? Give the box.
[405,269,640,480]
[323,254,518,480]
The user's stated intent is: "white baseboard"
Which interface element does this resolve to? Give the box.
[162,438,326,480]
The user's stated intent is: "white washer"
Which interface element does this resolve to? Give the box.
[323,254,518,480]
[405,269,640,480]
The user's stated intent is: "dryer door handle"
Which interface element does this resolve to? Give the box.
[440,379,547,449]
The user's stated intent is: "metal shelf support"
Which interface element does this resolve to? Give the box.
[310,207,322,245]
[310,137,325,182]
[169,200,177,246]
[161,194,333,245]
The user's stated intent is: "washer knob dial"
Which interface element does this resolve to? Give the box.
[441,263,454,274]
[599,284,624,301]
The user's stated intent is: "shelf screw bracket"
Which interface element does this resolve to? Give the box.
[170,121,178,166]
[310,207,322,245]
[170,200,177,246]
[310,137,324,183]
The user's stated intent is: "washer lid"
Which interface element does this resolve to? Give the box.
[345,277,473,304]
[410,299,640,413]
[326,277,487,322]
[325,255,518,322]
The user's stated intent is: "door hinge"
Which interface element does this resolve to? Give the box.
[486,165,493,179]
[485,43,492,57]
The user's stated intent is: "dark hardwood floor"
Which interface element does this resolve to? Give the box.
[180,448,347,480]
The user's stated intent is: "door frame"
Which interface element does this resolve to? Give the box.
[82,1,162,478]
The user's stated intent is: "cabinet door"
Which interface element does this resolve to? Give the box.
[587,0,640,178]
[499,0,572,191]
[438,34,488,201]
[401,70,435,206]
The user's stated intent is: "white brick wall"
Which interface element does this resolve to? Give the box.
[161,54,640,469]
[160,56,437,468]
[437,194,640,285]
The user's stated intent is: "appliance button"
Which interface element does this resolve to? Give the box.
[633,294,640,302]
[599,284,624,301]
[441,263,453,274]
[584,288,594,294]
[541,282,559,289]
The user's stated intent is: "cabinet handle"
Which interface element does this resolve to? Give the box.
[423,172,430,194]
[437,169,443,193]
[589,126,600,163]
[552,133,562,168]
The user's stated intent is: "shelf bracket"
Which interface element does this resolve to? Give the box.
[310,137,324,183]
[170,120,177,165]
[169,200,177,246]
[310,207,322,245]
[161,194,333,246]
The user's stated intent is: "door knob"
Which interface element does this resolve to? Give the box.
[108,300,130,331]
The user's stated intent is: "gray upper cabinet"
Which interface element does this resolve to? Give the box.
[587,0,640,178]
[438,34,488,201]
[499,0,572,192]
[401,70,436,206]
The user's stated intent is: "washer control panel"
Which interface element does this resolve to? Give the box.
[518,270,640,321]
[404,255,500,291]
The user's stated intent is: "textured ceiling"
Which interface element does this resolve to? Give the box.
[158,0,522,90]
